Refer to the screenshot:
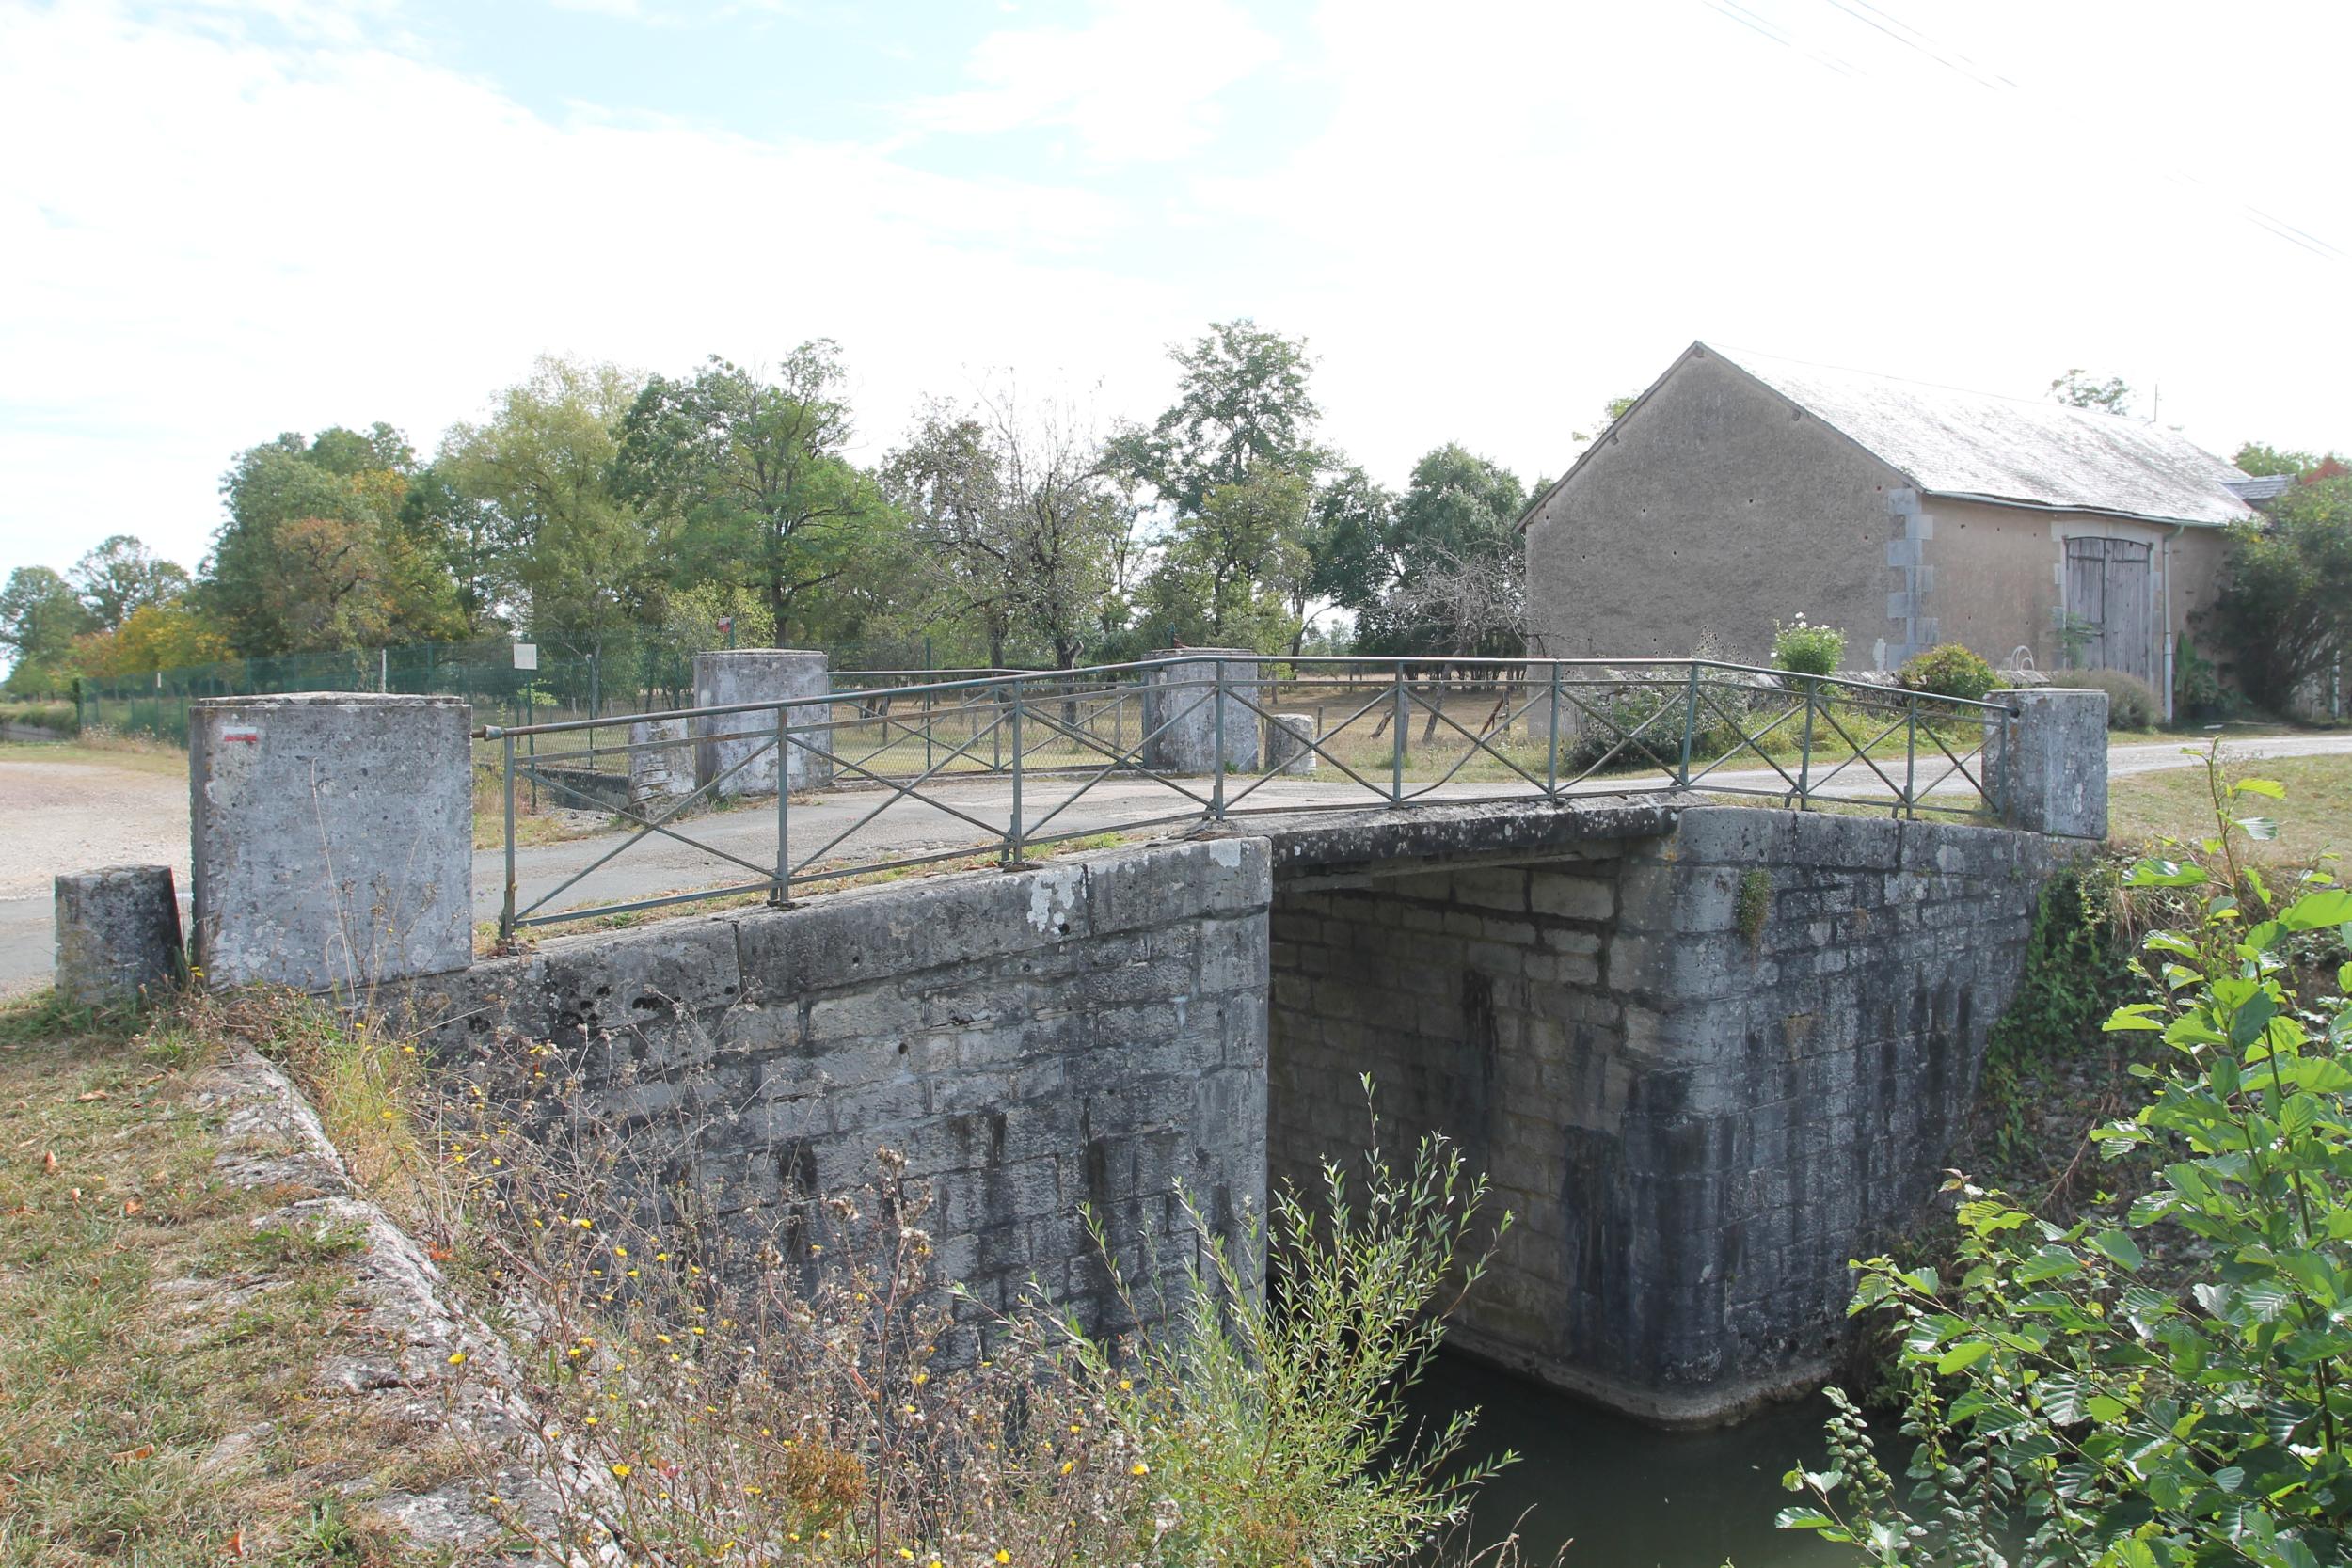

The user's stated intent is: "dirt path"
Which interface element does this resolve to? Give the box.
[0,759,188,899]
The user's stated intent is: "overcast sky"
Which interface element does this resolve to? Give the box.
[4,0,2347,581]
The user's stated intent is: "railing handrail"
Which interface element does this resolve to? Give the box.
[487,650,2024,942]
[474,654,2022,740]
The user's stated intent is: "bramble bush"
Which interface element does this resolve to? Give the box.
[1779,755,2352,1567]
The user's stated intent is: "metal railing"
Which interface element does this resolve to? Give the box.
[477,656,2020,942]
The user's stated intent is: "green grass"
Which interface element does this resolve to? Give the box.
[0,992,463,1566]
[2108,752,2352,863]
[0,736,188,778]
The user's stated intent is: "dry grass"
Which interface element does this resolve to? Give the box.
[0,736,189,778]
[0,992,453,1566]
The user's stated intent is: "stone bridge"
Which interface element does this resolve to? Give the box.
[109,685,2103,1425]
[373,792,2060,1424]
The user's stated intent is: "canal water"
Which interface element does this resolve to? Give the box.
[1413,1354,1863,1567]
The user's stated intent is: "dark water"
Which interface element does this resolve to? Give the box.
[1412,1355,1860,1568]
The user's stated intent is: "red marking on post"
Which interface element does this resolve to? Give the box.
[219,727,261,744]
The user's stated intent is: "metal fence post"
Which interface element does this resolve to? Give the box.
[1006,682,1025,865]
[1798,685,1816,807]
[500,732,517,945]
[1677,661,1701,786]
[1904,696,1918,819]
[1545,662,1561,800]
[772,703,791,905]
[1391,661,1408,805]
[1211,662,1228,821]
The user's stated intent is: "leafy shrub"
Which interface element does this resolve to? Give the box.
[2071,667,2159,730]
[1895,643,1998,705]
[1771,614,1846,678]
[1781,762,2352,1567]
[2209,470,2352,712]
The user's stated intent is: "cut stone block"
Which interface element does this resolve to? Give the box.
[56,864,183,1006]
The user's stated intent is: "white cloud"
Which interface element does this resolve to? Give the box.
[4,0,2350,593]
[0,0,1195,573]
[910,0,1281,164]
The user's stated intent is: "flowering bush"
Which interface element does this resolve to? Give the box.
[1771,615,1846,680]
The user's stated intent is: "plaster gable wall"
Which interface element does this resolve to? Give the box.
[1524,350,1910,668]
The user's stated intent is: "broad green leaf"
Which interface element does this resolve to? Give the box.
[2280,889,2352,931]
[1936,1340,1994,1374]
[2232,777,2288,799]
[2090,1229,2145,1271]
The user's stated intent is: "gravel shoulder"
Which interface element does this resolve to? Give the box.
[0,757,189,899]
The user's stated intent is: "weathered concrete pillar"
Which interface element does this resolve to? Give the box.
[692,650,834,798]
[190,694,473,994]
[1264,713,1317,774]
[628,718,694,812]
[55,865,183,1006]
[1985,687,2108,838]
[1140,649,1261,775]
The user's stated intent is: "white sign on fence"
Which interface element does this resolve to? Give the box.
[513,642,538,671]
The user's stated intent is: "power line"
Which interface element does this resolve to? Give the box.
[1693,0,2344,266]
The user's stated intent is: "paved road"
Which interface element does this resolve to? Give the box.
[8,732,2352,993]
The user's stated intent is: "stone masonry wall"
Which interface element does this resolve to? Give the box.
[393,839,1270,1338]
[1268,806,2056,1424]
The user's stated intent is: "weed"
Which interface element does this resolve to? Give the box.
[1735,867,1772,944]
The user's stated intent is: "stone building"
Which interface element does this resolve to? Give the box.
[1518,342,2252,718]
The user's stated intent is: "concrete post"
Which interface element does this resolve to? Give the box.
[628,718,694,812]
[1265,713,1317,774]
[190,694,473,994]
[1985,688,2108,838]
[692,650,834,798]
[55,865,183,1006]
[1141,649,1260,775]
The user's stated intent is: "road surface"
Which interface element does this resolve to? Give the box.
[6,732,2350,993]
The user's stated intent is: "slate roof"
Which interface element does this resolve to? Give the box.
[1720,347,2254,527]
[2224,471,2295,502]
[1522,343,2256,531]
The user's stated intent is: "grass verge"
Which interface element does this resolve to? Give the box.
[0,991,457,1566]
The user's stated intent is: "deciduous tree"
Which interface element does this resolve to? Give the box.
[885,384,1127,670]
[70,536,190,629]
[616,345,898,648]
[440,357,653,659]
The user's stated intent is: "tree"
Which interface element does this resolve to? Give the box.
[1360,445,1528,657]
[1107,319,1324,518]
[884,384,1127,669]
[1570,392,1641,444]
[2235,441,2322,479]
[616,345,897,647]
[440,357,653,658]
[2209,464,2352,712]
[0,566,96,693]
[70,602,231,680]
[1296,466,1397,647]
[70,536,190,630]
[203,424,463,655]
[1142,470,1312,650]
[2048,368,2133,415]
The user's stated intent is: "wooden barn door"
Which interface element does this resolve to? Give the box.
[2063,537,2155,684]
